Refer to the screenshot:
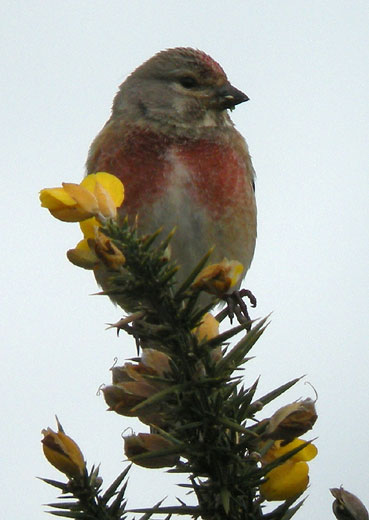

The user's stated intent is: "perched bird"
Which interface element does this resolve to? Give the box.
[86,47,256,306]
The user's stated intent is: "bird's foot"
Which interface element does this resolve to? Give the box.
[224,289,257,330]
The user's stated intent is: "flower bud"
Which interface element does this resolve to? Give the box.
[66,239,99,270]
[41,418,85,478]
[94,232,126,271]
[331,487,369,520]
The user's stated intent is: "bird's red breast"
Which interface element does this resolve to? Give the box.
[87,122,252,220]
[87,119,256,279]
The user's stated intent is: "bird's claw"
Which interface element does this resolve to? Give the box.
[224,289,257,330]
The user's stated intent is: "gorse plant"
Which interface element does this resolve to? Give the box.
[39,173,318,520]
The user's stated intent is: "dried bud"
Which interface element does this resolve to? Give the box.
[103,351,173,427]
[141,348,172,377]
[111,350,172,385]
[94,232,125,271]
[263,398,317,445]
[111,365,135,385]
[331,487,369,520]
[41,418,85,478]
[102,384,143,416]
[124,433,179,468]
[251,400,264,412]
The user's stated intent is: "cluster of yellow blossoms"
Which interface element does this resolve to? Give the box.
[40,172,125,270]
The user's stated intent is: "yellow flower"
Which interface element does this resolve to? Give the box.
[260,438,317,501]
[192,313,222,363]
[192,259,244,297]
[193,313,219,342]
[40,172,124,223]
[39,173,128,272]
[41,418,85,478]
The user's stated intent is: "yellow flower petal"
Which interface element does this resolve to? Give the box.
[261,460,309,501]
[40,187,76,209]
[62,183,99,215]
[80,217,100,239]
[228,260,244,289]
[75,238,91,251]
[81,172,124,207]
[293,442,317,462]
[50,207,92,222]
[94,181,117,219]
[40,187,92,222]
[266,439,318,463]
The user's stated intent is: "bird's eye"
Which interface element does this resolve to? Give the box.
[178,76,198,89]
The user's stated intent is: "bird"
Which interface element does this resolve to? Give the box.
[86,47,257,313]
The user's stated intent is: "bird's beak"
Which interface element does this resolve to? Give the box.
[216,82,249,110]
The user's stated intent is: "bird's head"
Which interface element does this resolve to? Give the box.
[111,47,248,133]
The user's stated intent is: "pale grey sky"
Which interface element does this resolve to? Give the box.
[1,1,368,518]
